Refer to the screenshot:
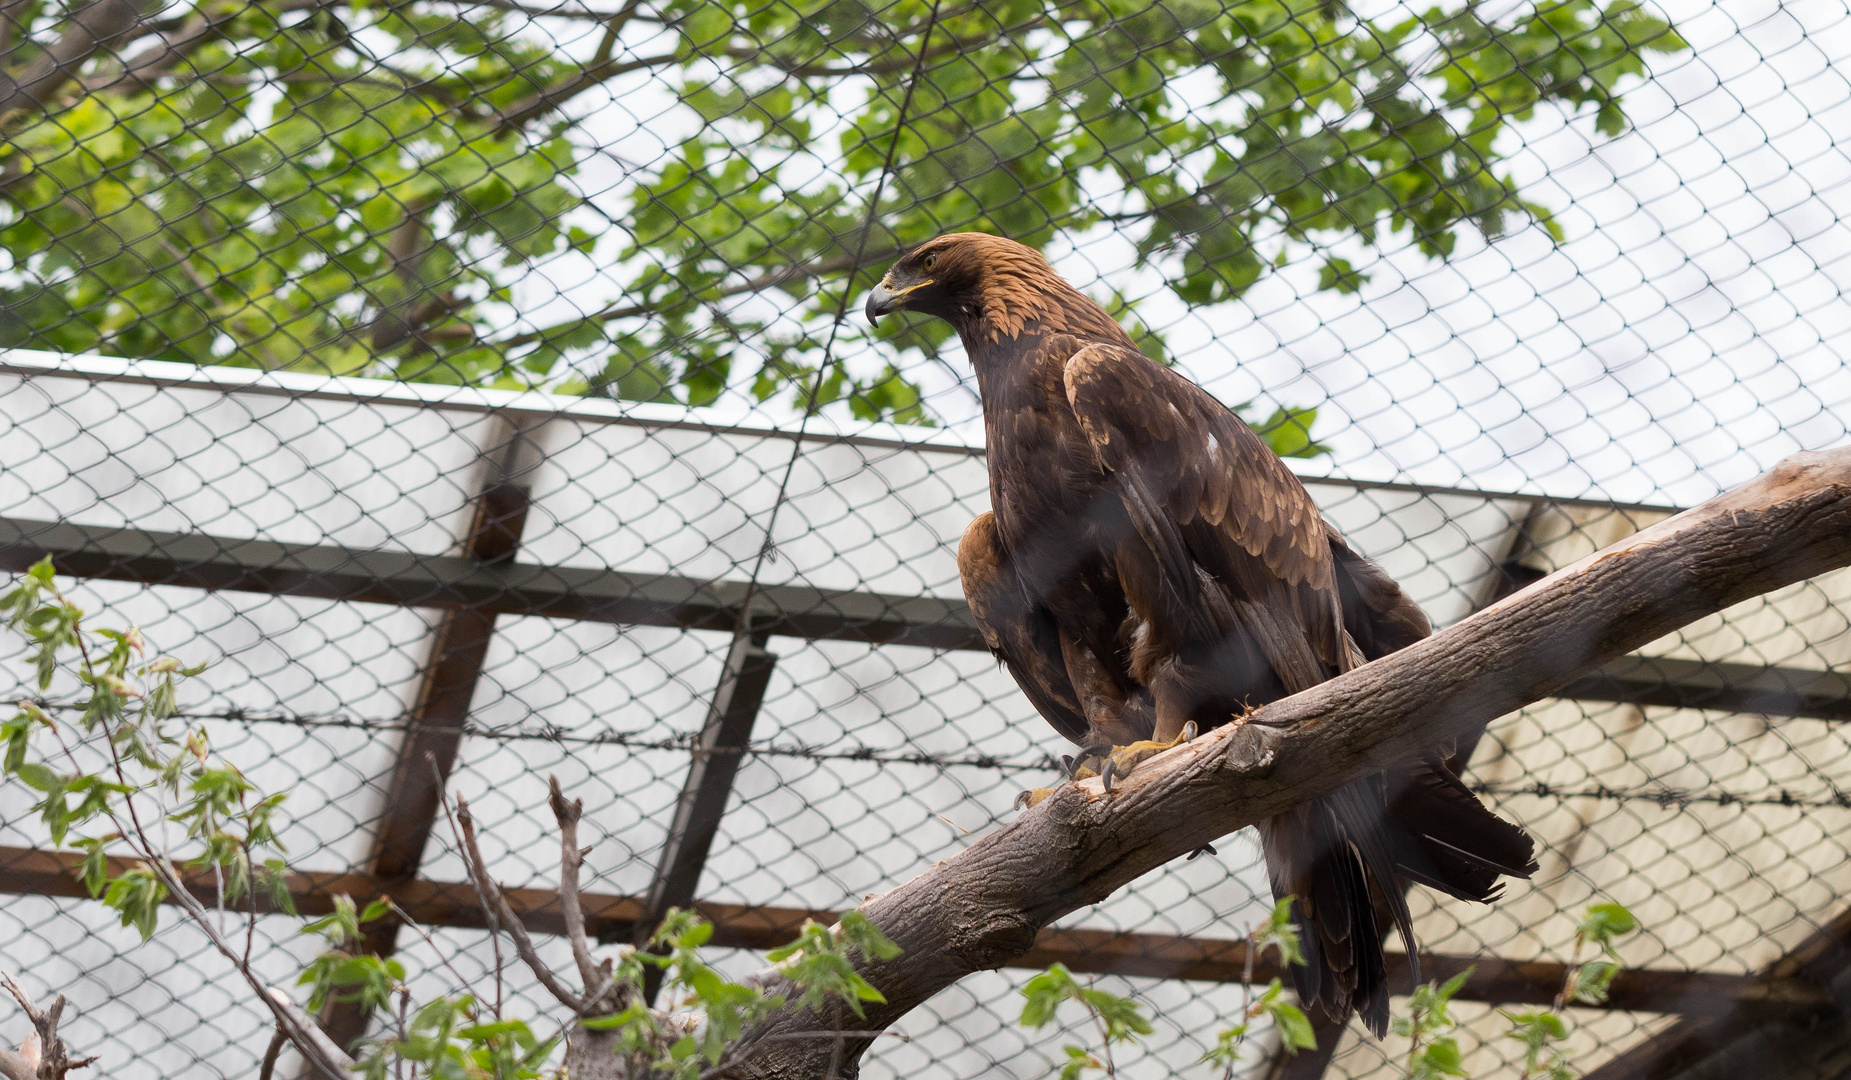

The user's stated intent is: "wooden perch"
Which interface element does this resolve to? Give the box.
[724,448,1851,1078]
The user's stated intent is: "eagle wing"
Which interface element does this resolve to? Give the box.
[957,511,1092,745]
[1061,343,1351,675]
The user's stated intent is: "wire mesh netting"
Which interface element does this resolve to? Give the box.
[2,0,1851,1075]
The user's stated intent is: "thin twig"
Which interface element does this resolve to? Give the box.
[257,1025,286,1080]
[453,793,587,1009]
[383,898,483,1001]
[547,774,608,997]
[429,756,506,1017]
[394,990,410,1080]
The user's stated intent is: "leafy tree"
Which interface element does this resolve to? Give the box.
[0,0,1683,416]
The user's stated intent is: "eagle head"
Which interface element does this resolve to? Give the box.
[864,233,1039,325]
[865,232,1131,350]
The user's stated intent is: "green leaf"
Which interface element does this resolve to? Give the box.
[1268,999,1317,1054]
[1253,895,1308,968]
[1413,1036,1468,1078]
[14,761,58,791]
[1239,405,1331,460]
[1577,902,1638,955]
[102,865,168,941]
[79,837,110,897]
[1570,959,1621,1004]
[1316,257,1370,294]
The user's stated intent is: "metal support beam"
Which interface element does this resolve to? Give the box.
[312,432,534,1058]
[0,516,975,651]
[632,629,778,1000]
[0,843,1829,1018]
[1,516,1846,723]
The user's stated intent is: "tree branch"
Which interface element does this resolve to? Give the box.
[0,0,165,125]
[723,447,1851,1078]
[495,247,901,350]
[454,793,590,1010]
[547,774,609,997]
[88,0,238,95]
[0,971,93,1080]
[0,0,34,56]
[490,50,675,131]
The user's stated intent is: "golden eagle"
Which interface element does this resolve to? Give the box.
[866,233,1536,1036]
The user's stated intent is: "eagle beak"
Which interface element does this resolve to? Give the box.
[864,276,931,324]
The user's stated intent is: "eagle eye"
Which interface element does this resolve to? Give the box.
[921,253,938,273]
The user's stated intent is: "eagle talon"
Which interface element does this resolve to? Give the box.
[1087,727,1197,794]
[1014,787,1056,810]
[1186,843,1217,860]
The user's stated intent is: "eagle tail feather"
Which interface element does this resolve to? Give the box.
[1262,767,1535,1040]
[1387,760,1540,902]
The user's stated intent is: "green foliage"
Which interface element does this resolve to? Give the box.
[645,907,785,1070]
[1201,980,1316,1071]
[1502,1010,1572,1080]
[0,556,278,941]
[1575,903,1638,961]
[1395,968,1472,1079]
[1199,897,1314,1078]
[1020,963,1154,1077]
[1240,405,1333,460]
[765,909,904,1017]
[0,0,584,382]
[0,0,1684,419]
[362,999,560,1080]
[1498,899,1640,1079]
[624,0,1687,411]
[1250,896,1308,969]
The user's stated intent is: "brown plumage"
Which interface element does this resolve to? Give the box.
[867,233,1536,1037]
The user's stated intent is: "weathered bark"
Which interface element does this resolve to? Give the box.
[0,972,94,1080]
[726,448,1851,1078]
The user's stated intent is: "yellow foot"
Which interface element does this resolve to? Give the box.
[1096,722,1198,793]
[1013,788,1057,810]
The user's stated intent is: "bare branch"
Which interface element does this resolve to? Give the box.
[260,987,352,1076]
[454,793,588,1010]
[722,447,1851,1078]
[491,51,676,131]
[718,17,1048,79]
[257,1026,287,1080]
[88,0,240,95]
[0,0,161,125]
[0,0,33,55]
[495,247,902,351]
[548,774,609,997]
[0,972,84,1080]
[453,0,633,18]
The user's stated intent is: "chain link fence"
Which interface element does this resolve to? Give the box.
[3,0,1851,1075]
